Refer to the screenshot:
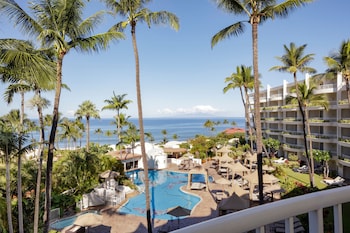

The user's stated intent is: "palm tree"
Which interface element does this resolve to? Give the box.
[94,128,103,143]
[270,42,316,186]
[102,92,132,147]
[204,120,215,134]
[0,2,124,230]
[0,39,55,233]
[223,65,254,150]
[75,100,100,152]
[286,79,329,186]
[211,0,314,203]
[102,1,179,230]
[324,40,350,105]
[112,113,131,149]
[0,125,17,233]
[1,110,34,233]
[0,117,32,233]
[161,129,168,144]
[28,94,51,233]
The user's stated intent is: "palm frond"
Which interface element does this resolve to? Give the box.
[211,22,245,48]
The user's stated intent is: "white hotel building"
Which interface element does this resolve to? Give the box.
[249,73,350,179]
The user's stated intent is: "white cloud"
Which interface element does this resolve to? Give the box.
[157,105,222,116]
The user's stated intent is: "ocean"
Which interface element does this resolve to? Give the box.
[40,117,245,147]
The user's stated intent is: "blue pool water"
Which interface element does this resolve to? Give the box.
[50,211,98,230]
[119,170,209,220]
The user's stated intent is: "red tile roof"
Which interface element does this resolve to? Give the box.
[223,127,245,134]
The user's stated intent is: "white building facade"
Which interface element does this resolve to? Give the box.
[249,73,350,178]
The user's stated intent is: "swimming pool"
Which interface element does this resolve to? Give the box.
[118,170,209,220]
[50,211,98,230]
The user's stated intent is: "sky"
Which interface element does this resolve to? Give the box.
[1,0,349,119]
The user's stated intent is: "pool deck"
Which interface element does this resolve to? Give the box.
[61,162,226,233]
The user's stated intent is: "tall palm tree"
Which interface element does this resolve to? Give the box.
[0,39,55,233]
[75,100,100,152]
[0,125,17,233]
[324,40,350,105]
[28,94,51,233]
[1,110,33,233]
[211,0,314,203]
[286,79,329,186]
[102,92,132,147]
[270,42,316,186]
[0,116,32,233]
[0,1,124,230]
[223,65,254,150]
[102,1,179,230]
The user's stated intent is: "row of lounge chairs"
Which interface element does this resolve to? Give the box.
[178,161,200,170]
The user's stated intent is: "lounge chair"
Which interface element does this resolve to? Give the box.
[273,157,287,164]
[293,165,309,173]
[215,192,225,202]
[190,182,206,190]
[323,176,345,186]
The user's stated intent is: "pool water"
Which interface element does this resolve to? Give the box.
[50,211,98,230]
[119,170,209,220]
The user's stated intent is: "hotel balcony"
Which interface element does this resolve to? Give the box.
[265,129,283,136]
[339,138,350,148]
[282,118,303,125]
[174,186,350,233]
[282,131,304,139]
[269,93,283,101]
[338,120,350,128]
[313,83,337,94]
[282,144,304,153]
[261,106,281,112]
[309,118,337,127]
[310,134,338,143]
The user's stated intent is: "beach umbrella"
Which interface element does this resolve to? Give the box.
[218,193,249,212]
[215,177,231,194]
[74,213,103,227]
[167,206,191,228]
[87,224,112,233]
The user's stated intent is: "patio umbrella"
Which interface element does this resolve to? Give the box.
[87,224,111,233]
[166,206,191,228]
[74,213,103,227]
[215,177,231,193]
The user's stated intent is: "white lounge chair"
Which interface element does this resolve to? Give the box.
[323,176,345,186]
[273,157,287,164]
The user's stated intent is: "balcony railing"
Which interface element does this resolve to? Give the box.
[173,186,350,233]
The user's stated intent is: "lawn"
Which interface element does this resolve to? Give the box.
[280,166,328,189]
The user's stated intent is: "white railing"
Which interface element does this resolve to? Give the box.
[172,185,350,233]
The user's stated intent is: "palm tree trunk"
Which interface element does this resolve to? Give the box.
[305,107,315,185]
[86,116,90,152]
[34,90,45,233]
[293,73,314,187]
[131,23,152,233]
[5,148,14,233]
[43,55,64,233]
[252,20,263,205]
[17,91,24,233]
[243,87,254,150]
